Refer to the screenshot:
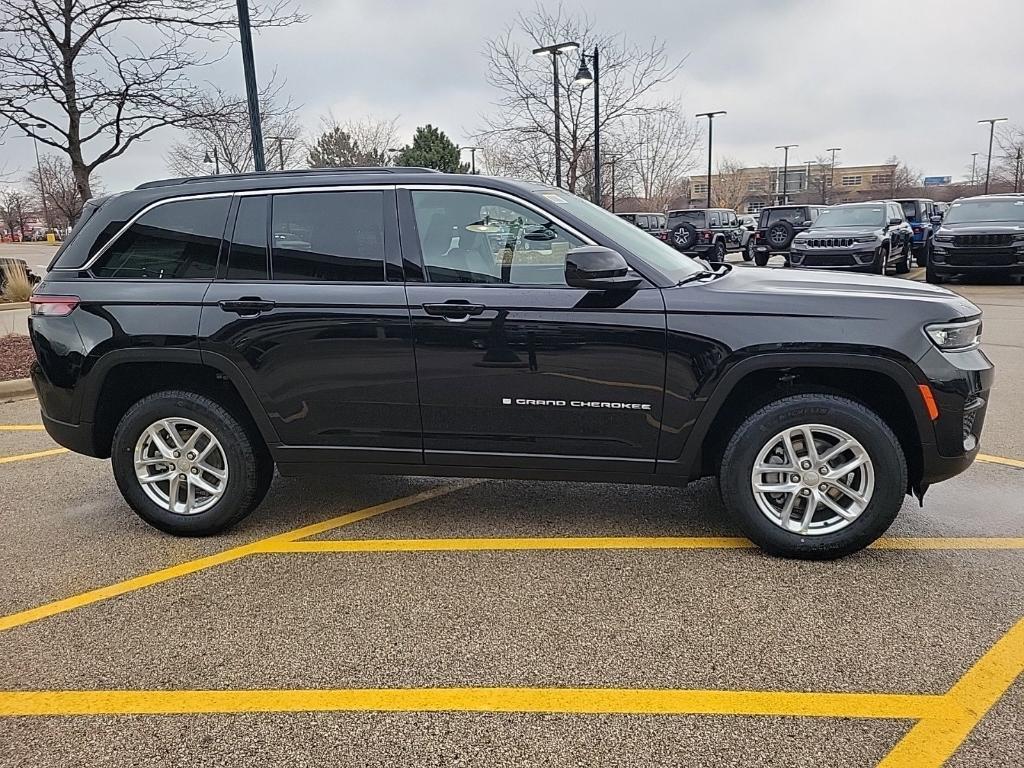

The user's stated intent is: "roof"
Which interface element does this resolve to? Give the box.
[135,166,441,190]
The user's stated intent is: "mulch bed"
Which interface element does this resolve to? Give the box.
[0,334,34,381]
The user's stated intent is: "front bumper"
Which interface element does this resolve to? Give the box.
[789,245,880,270]
[918,345,994,485]
[930,248,1024,274]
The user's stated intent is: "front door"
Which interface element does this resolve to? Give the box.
[200,187,422,464]
[400,188,667,474]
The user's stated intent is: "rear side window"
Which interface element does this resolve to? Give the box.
[900,201,920,221]
[227,196,269,280]
[271,191,385,282]
[92,197,229,279]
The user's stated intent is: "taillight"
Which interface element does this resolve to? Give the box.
[30,295,80,317]
[701,229,713,242]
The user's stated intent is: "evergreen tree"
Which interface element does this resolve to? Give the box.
[395,125,469,173]
[306,126,375,168]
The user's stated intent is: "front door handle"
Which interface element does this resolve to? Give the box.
[219,297,276,316]
[422,302,486,322]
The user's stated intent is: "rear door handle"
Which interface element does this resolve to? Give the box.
[219,298,276,316]
[422,302,486,322]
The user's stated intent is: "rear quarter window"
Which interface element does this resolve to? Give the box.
[91,197,230,279]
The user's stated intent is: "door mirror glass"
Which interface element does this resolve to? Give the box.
[565,247,642,290]
[888,217,903,226]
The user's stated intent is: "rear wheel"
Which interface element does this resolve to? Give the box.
[111,390,273,536]
[719,394,907,559]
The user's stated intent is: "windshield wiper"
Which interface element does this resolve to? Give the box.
[676,262,732,286]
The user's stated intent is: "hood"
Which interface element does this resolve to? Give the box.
[796,226,881,239]
[664,266,980,323]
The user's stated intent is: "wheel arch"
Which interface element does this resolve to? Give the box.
[662,352,932,491]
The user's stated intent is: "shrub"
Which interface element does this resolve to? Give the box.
[0,260,33,302]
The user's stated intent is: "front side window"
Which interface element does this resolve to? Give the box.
[93,197,229,279]
[271,191,386,282]
[410,190,584,285]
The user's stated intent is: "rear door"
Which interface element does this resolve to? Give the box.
[200,187,422,464]
[399,186,667,473]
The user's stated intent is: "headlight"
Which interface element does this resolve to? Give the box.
[934,234,953,243]
[854,235,879,243]
[925,319,982,351]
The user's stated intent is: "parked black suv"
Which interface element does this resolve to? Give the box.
[30,169,993,559]
[750,205,824,266]
[666,208,741,263]
[927,194,1024,284]
[789,201,914,274]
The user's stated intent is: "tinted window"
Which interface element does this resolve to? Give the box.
[410,190,585,285]
[227,196,269,280]
[93,197,228,279]
[668,210,706,228]
[708,211,721,227]
[271,191,385,282]
[765,208,805,226]
[900,201,920,221]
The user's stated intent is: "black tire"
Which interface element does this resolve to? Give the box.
[671,222,698,251]
[719,394,907,560]
[915,239,931,268]
[754,250,769,267]
[743,239,755,261]
[871,246,887,274]
[111,390,273,536]
[895,242,911,274]
[925,262,945,284]
[766,220,796,250]
[710,239,727,264]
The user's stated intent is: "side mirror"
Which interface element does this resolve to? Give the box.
[888,217,903,226]
[802,220,814,226]
[565,246,642,291]
[930,214,943,225]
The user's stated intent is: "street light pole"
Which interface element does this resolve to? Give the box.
[825,147,841,204]
[29,122,52,234]
[236,0,266,172]
[461,146,480,174]
[776,144,798,205]
[696,111,727,209]
[970,152,979,188]
[533,41,579,188]
[608,155,619,213]
[574,48,600,204]
[1016,147,1023,193]
[978,118,1008,194]
[267,135,294,170]
[203,147,221,175]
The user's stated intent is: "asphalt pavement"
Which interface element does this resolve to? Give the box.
[0,252,1021,767]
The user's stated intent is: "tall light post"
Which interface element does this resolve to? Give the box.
[970,152,979,188]
[825,147,841,204]
[461,146,480,174]
[532,40,580,188]
[203,147,221,175]
[1015,147,1023,193]
[776,144,798,204]
[696,111,727,208]
[266,135,294,170]
[804,160,813,199]
[574,47,600,204]
[28,122,52,234]
[978,118,1008,194]
[236,0,266,172]
[606,154,620,212]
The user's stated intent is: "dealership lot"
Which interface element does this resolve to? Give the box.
[1,277,1022,767]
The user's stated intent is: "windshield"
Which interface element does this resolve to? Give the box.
[542,189,703,282]
[812,205,885,228]
[944,199,1024,224]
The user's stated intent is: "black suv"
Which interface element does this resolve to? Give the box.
[666,208,741,263]
[30,169,992,559]
[616,211,669,243]
[750,205,824,266]
[789,201,914,274]
[928,194,1024,284]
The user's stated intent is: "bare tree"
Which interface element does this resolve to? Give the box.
[884,156,922,196]
[0,0,303,204]
[26,154,92,228]
[995,123,1024,190]
[304,114,401,167]
[165,82,303,175]
[619,109,699,210]
[477,3,688,194]
[343,116,401,166]
[0,188,32,239]
[709,156,753,211]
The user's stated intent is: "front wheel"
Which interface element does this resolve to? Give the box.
[111,390,273,536]
[743,239,755,261]
[719,394,907,559]
[871,246,887,274]
[895,243,911,274]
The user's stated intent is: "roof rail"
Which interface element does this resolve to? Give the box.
[136,166,441,190]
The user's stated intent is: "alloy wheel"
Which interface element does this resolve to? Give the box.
[750,424,874,536]
[133,418,229,515]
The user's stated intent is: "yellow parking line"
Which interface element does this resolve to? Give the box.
[977,453,1024,470]
[0,447,68,465]
[0,425,46,431]
[266,536,1024,554]
[0,482,474,633]
[879,617,1024,767]
[0,687,950,719]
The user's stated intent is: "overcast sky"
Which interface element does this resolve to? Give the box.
[3,0,1023,193]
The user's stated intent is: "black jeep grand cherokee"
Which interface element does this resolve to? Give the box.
[928,194,1024,283]
[29,169,993,559]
